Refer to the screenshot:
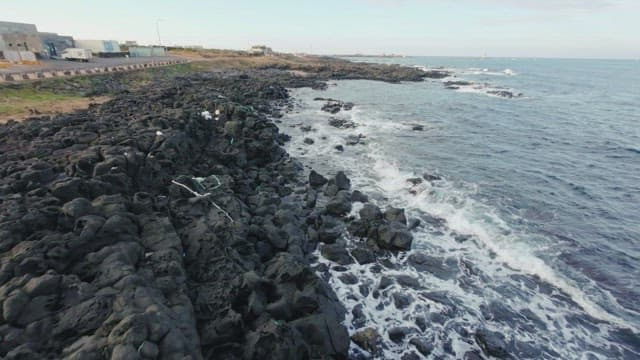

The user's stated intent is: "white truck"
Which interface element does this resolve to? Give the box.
[60,48,93,62]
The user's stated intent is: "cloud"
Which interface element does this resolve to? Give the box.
[360,0,623,11]
[488,0,619,11]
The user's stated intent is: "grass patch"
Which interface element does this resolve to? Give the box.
[0,62,197,122]
[0,88,85,118]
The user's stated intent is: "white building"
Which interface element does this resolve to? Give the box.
[248,45,273,56]
[74,39,121,54]
[0,21,45,59]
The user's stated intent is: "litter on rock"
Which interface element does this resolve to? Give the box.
[171,176,234,222]
[201,111,213,120]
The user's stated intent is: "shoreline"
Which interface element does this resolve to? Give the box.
[0,59,426,359]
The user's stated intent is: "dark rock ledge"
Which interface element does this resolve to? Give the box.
[0,71,417,359]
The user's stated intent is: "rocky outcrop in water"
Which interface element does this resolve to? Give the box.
[316,99,355,114]
[443,80,475,90]
[328,118,357,129]
[487,90,523,98]
[422,70,452,79]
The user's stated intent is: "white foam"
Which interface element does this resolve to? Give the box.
[280,85,636,358]
[371,156,636,330]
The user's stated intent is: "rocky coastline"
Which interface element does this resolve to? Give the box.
[0,62,427,359]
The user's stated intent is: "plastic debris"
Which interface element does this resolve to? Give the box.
[171,176,234,223]
[156,130,163,136]
[201,111,212,120]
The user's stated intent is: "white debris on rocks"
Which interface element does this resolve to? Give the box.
[201,111,213,120]
[171,175,234,222]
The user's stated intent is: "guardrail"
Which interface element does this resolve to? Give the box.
[0,59,189,83]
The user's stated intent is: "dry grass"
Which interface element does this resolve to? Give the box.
[0,63,195,122]
[1,48,414,123]
[170,49,343,72]
[0,88,109,123]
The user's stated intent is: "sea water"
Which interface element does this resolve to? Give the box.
[280,57,640,359]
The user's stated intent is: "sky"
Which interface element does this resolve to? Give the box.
[3,0,640,58]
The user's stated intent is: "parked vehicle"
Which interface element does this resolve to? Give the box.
[60,48,93,62]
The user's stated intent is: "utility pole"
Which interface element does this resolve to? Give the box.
[156,19,164,45]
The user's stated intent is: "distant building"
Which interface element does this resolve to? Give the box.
[74,39,122,55]
[0,21,45,59]
[248,45,273,56]
[123,40,138,46]
[39,32,74,57]
[128,46,167,57]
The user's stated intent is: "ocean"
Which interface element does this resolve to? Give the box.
[279,57,640,359]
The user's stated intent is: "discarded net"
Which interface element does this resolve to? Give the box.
[171,175,234,223]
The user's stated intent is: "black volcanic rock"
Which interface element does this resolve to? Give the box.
[488,90,523,98]
[422,70,452,79]
[320,99,355,114]
[309,170,328,188]
[0,72,354,360]
[0,55,434,359]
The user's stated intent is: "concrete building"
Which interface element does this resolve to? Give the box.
[128,46,167,57]
[39,32,74,57]
[0,21,45,58]
[248,45,273,56]
[74,39,121,55]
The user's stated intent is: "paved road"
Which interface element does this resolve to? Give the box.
[0,56,183,75]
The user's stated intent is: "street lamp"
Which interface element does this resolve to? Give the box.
[156,19,165,46]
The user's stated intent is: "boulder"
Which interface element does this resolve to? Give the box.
[345,135,361,146]
[325,191,352,217]
[334,171,351,191]
[338,273,358,285]
[351,328,380,354]
[384,207,407,225]
[3,290,29,324]
[328,118,356,129]
[290,314,349,358]
[350,247,376,265]
[320,244,353,265]
[138,341,159,358]
[244,322,309,360]
[392,292,413,309]
[351,190,368,203]
[408,254,459,280]
[317,225,342,244]
[423,173,442,182]
[388,327,415,344]
[61,198,94,218]
[23,273,61,297]
[359,204,382,222]
[475,328,509,359]
[406,178,423,186]
[377,223,413,250]
[309,170,328,188]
